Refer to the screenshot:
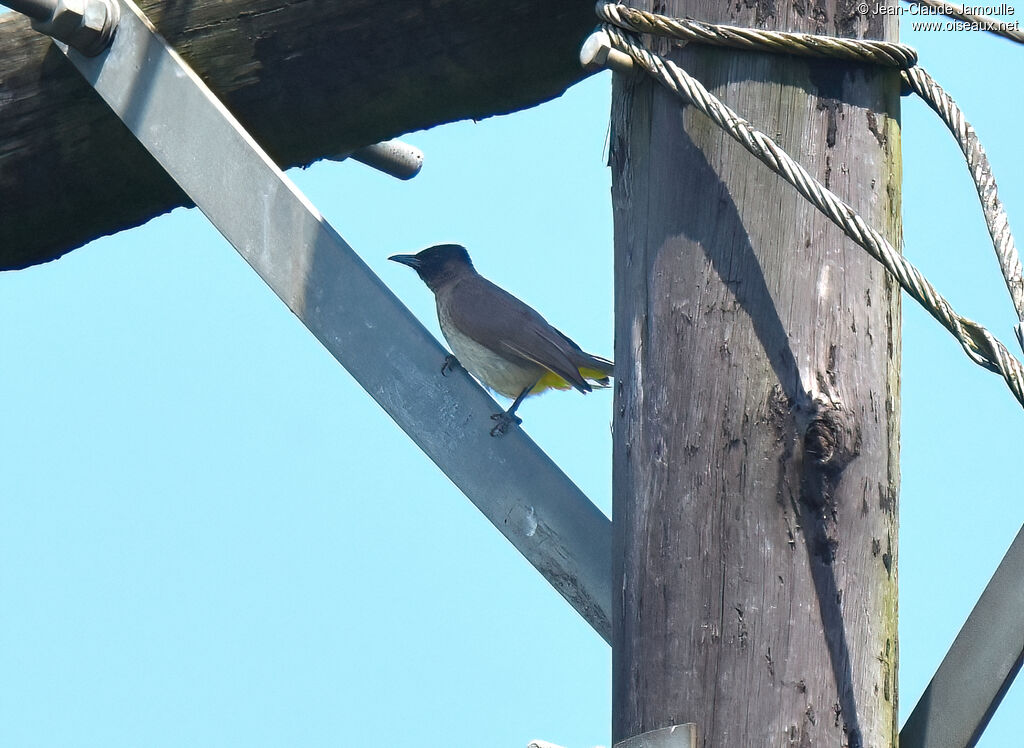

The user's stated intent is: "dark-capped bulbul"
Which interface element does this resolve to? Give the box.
[389,244,614,436]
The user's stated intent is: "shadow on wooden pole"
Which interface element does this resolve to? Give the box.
[610,2,902,745]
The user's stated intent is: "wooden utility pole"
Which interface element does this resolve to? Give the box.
[611,2,901,746]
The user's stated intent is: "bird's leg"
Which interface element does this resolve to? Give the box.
[441,354,459,377]
[490,383,535,437]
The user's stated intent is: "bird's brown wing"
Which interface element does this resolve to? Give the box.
[442,276,597,393]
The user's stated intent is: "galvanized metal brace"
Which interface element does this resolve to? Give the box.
[901,523,1024,748]
[17,0,613,640]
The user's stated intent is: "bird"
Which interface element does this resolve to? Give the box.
[389,244,613,436]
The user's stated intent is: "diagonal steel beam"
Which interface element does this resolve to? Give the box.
[901,523,1024,747]
[50,0,612,641]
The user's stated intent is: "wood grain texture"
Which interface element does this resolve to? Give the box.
[0,0,593,270]
[610,1,901,745]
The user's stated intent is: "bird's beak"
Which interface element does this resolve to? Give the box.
[388,254,421,269]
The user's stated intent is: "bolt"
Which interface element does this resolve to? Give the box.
[579,29,636,74]
[32,0,119,57]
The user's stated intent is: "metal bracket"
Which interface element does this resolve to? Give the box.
[50,0,612,640]
[900,523,1024,747]
[614,724,698,748]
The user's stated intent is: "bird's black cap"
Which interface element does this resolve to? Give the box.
[389,244,475,291]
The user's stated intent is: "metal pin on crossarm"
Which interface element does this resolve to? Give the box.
[327,139,425,181]
[579,28,636,74]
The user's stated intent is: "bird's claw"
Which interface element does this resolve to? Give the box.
[489,410,522,437]
[441,354,459,377]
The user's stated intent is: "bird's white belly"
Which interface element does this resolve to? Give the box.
[439,318,540,399]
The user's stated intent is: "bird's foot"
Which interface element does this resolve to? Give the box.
[489,410,522,437]
[441,354,459,377]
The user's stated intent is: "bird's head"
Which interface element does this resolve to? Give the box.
[389,244,475,292]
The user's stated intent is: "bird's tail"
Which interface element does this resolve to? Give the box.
[576,353,614,388]
[531,354,613,395]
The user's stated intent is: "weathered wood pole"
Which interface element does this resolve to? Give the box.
[611,2,901,746]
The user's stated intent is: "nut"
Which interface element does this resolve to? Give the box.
[32,0,119,57]
[36,0,87,41]
[73,1,112,49]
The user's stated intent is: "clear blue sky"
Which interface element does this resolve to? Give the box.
[1,9,1022,748]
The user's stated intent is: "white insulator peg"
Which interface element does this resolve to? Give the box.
[579,29,635,74]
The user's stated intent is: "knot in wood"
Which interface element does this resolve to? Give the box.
[802,404,859,473]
